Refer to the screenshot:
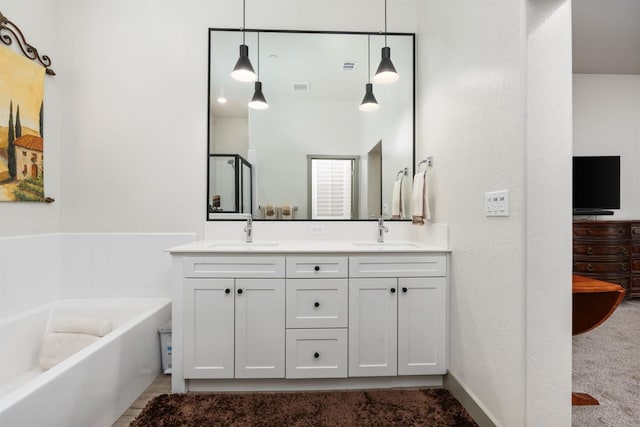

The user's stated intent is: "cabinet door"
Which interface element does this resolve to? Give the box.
[235,278,285,378]
[348,277,397,376]
[398,277,447,375]
[183,278,235,378]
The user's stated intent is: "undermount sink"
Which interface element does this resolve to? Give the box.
[352,242,421,249]
[208,242,279,248]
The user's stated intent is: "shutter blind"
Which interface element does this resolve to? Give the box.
[311,159,352,219]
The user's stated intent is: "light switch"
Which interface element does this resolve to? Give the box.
[485,190,509,217]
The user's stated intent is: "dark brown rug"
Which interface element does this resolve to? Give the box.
[130,388,478,427]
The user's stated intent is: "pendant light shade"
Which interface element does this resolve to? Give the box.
[373,46,399,84]
[373,0,399,84]
[248,81,269,110]
[231,44,256,82]
[359,83,379,112]
[360,35,379,112]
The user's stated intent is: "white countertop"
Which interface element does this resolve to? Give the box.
[167,240,450,254]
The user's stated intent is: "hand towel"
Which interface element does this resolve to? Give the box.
[280,205,294,220]
[38,332,100,370]
[265,204,276,220]
[411,171,431,225]
[51,316,113,337]
[391,179,404,220]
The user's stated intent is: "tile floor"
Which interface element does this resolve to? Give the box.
[112,374,171,427]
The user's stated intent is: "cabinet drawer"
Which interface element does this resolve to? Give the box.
[573,223,629,239]
[183,256,285,278]
[349,255,446,277]
[286,256,348,278]
[286,279,348,328]
[285,329,347,379]
[632,243,640,256]
[573,243,629,258]
[632,259,640,273]
[631,224,640,239]
[573,260,629,274]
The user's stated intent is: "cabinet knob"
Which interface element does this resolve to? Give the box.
[390,287,396,293]
[586,247,594,255]
[314,352,320,359]
[225,288,231,294]
[402,287,408,293]
[586,264,594,272]
[237,288,243,294]
[314,302,320,308]
[314,265,320,272]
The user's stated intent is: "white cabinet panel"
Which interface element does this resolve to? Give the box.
[348,278,398,377]
[286,256,348,278]
[285,329,348,379]
[350,256,446,278]
[183,278,234,379]
[235,278,285,378]
[286,278,348,328]
[398,277,447,375]
[184,256,285,278]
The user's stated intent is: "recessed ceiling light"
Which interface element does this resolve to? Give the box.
[217,96,227,104]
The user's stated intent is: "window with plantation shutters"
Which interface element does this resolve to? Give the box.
[308,157,359,220]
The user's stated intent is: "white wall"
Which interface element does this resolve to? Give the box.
[211,117,248,155]
[417,0,572,426]
[573,74,640,218]
[0,1,62,237]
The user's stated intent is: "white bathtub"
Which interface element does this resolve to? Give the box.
[0,298,171,427]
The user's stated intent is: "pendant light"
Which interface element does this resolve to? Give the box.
[230,0,257,82]
[248,32,268,110]
[373,0,399,84]
[360,35,379,112]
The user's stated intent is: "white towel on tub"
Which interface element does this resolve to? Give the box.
[38,332,100,370]
[51,316,113,337]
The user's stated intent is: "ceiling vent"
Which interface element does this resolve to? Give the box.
[342,61,357,71]
[292,82,310,91]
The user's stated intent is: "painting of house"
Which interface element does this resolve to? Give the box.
[15,134,43,180]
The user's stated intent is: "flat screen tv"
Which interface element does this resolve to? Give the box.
[572,156,620,215]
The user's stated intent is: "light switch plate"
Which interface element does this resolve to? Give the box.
[485,190,509,217]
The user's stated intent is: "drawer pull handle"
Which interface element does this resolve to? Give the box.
[619,263,627,271]
[314,302,320,308]
[314,352,320,359]
[586,264,594,272]
[402,287,408,293]
[314,265,320,272]
[225,288,231,294]
[237,288,243,294]
[622,248,629,255]
[586,247,594,255]
[390,287,396,293]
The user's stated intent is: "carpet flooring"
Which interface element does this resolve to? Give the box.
[572,299,640,426]
[130,388,478,427]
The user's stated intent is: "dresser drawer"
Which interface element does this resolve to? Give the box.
[632,243,640,256]
[286,256,348,278]
[632,259,640,273]
[573,222,630,239]
[349,255,446,277]
[631,224,640,239]
[285,329,347,379]
[573,243,629,258]
[286,279,348,328]
[183,256,285,278]
[573,260,629,274]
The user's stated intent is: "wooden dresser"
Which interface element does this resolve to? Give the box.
[572,220,640,298]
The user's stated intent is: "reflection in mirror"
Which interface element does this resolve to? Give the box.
[208,29,415,220]
[208,154,253,215]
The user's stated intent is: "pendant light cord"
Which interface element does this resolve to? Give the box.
[384,0,388,47]
[367,34,371,83]
[257,32,260,79]
[242,0,246,44]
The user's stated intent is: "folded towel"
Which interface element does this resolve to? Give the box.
[265,204,276,220]
[280,205,294,220]
[391,179,404,220]
[411,171,431,225]
[38,332,100,370]
[51,316,113,337]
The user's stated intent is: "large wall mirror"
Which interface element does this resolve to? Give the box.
[207,29,415,221]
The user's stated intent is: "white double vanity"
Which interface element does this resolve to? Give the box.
[169,229,450,393]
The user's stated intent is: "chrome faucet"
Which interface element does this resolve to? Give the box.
[244,215,253,243]
[377,217,388,243]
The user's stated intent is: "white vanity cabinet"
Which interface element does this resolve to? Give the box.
[181,257,285,379]
[348,256,447,377]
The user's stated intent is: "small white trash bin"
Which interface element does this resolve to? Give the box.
[158,320,172,374]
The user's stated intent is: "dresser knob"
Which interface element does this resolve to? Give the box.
[314,352,320,359]
[314,265,320,272]
[586,264,594,272]
[314,302,320,308]
[586,247,594,255]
